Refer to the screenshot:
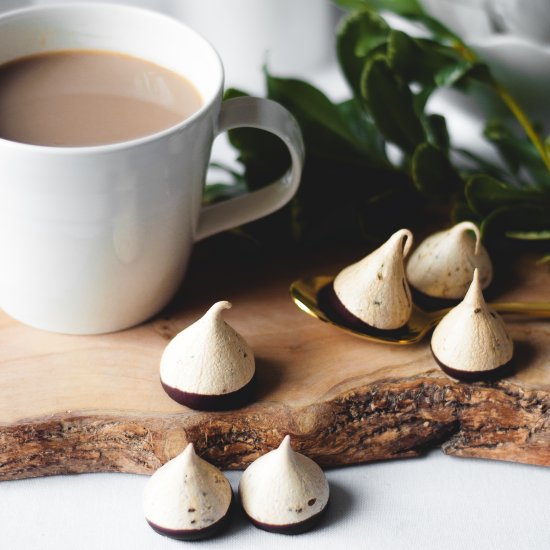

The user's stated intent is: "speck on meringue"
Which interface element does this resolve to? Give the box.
[160,301,255,411]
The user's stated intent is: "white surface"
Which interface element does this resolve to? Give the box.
[172,0,335,90]
[1,2,549,549]
[1,451,550,549]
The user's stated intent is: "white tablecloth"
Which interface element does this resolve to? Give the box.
[2,451,549,550]
[1,2,549,549]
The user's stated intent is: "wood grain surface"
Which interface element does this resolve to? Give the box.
[1,248,549,480]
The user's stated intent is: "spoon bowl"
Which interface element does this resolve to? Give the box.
[290,275,550,345]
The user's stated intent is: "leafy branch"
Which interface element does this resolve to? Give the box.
[209,0,550,257]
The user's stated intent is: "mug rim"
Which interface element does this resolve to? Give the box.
[0,2,225,155]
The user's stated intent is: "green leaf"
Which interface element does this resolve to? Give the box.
[506,230,550,240]
[264,74,386,165]
[388,31,463,86]
[220,4,550,256]
[434,58,493,91]
[334,0,424,14]
[337,99,388,159]
[412,142,462,197]
[209,161,244,181]
[424,114,450,153]
[412,85,436,115]
[266,75,358,146]
[336,1,472,53]
[434,60,472,87]
[451,200,480,224]
[223,88,246,100]
[203,182,247,205]
[481,205,550,244]
[361,56,425,153]
[466,175,550,217]
[337,9,389,98]
[484,120,550,188]
[453,148,510,180]
[355,1,465,44]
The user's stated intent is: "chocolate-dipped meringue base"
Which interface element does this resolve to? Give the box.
[410,287,461,312]
[320,283,410,339]
[161,376,256,412]
[242,499,329,535]
[431,350,514,382]
[146,493,234,541]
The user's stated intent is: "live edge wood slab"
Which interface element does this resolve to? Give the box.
[0,249,549,481]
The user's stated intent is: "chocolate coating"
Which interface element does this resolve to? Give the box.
[320,284,409,336]
[431,347,514,382]
[146,493,233,541]
[161,376,256,411]
[410,286,461,312]
[242,498,329,535]
[410,284,499,312]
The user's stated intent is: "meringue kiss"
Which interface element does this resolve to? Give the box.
[406,221,493,301]
[160,301,255,411]
[331,229,414,330]
[239,435,329,534]
[431,269,514,381]
[143,443,233,541]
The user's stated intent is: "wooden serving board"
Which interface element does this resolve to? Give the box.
[1,248,549,481]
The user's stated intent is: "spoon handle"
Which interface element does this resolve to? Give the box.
[490,302,550,317]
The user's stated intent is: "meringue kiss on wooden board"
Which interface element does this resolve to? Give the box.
[0,250,549,481]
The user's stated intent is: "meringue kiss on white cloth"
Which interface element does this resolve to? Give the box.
[406,221,493,300]
[431,269,514,381]
[332,229,414,330]
[160,301,255,410]
[143,443,232,540]
[239,435,329,534]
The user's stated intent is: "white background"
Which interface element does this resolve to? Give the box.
[1,1,549,549]
[2,451,550,550]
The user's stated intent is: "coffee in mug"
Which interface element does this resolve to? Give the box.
[0,50,203,147]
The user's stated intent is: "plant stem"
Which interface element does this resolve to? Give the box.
[454,41,550,174]
[493,82,550,173]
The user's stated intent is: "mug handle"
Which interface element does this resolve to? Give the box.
[195,96,304,241]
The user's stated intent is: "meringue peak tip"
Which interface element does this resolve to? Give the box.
[278,435,293,453]
[181,442,197,461]
[452,221,482,255]
[389,228,413,258]
[464,269,485,306]
[207,301,233,317]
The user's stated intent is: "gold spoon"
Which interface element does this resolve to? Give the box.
[290,275,550,345]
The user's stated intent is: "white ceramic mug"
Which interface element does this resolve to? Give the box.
[0,3,304,335]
